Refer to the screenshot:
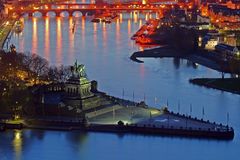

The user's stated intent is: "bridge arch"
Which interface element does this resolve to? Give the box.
[46,11,56,17]
[72,11,83,17]
[32,11,43,17]
[59,11,70,17]
[86,11,95,16]
[21,12,30,17]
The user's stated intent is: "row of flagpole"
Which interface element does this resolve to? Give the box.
[120,88,230,125]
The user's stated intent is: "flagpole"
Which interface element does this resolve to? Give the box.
[178,100,180,113]
[154,97,157,106]
[202,106,205,120]
[190,103,192,116]
[122,88,124,105]
[122,88,124,100]
[227,112,229,126]
[132,91,134,103]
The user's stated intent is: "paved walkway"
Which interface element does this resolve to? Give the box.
[88,105,229,132]
[88,106,161,125]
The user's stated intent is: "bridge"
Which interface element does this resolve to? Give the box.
[14,1,177,17]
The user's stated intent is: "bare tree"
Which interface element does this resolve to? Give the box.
[48,65,72,83]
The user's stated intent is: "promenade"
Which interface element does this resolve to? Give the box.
[0,17,16,49]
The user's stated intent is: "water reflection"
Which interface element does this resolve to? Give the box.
[44,17,50,60]
[173,58,180,69]
[133,12,138,23]
[116,18,121,48]
[13,130,23,160]
[139,19,143,28]
[140,63,145,78]
[56,17,62,63]
[145,13,149,21]
[65,131,88,149]
[93,23,97,48]
[69,17,75,62]
[127,19,131,37]
[102,22,107,50]
[32,18,38,53]
[81,16,86,48]
[119,13,123,23]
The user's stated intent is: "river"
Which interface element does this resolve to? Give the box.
[0,9,239,160]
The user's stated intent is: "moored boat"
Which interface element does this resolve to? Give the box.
[14,20,24,33]
[91,18,101,23]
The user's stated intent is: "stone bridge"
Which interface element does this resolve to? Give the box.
[14,2,177,17]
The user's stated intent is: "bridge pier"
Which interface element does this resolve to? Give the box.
[42,12,47,17]
[28,12,33,17]
[69,11,73,17]
[81,11,88,17]
[55,12,61,17]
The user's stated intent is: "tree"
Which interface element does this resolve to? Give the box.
[22,53,49,79]
[48,65,72,83]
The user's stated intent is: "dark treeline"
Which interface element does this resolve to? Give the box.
[0,49,72,115]
[155,25,199,55]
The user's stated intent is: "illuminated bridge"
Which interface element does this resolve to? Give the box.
[14,0,177,17]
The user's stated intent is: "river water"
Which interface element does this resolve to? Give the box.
[0,9,240,160]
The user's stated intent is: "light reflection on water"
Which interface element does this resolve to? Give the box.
[13,130,22,160]
[2,12,240,160]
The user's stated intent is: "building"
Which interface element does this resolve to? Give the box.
[202,32,221,50]
[196,14,210,23]
[224,34,237,46]
[202,36,219,50]
[215,43,239,59]
[226,0,240,9]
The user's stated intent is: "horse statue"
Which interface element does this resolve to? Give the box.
[71,60,87,78]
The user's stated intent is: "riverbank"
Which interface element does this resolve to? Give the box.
[0,17,17,49]
[189,78,240,95]
[131,19,161,45]
[130,46,240,74]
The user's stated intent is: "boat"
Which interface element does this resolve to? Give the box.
[14,20,24,33]
[110,13,118,19]
[91,18,101,23]
[102,18,111,24]
[105,20,111,24]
